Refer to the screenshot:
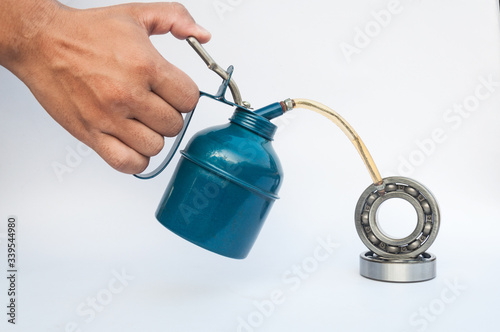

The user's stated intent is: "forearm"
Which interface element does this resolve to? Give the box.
[0,0,60,72]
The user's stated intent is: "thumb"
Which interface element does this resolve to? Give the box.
[130,2,211,43]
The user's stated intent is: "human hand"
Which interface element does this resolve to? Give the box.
[0,1,211,173]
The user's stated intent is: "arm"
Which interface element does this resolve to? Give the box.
[0,0,211,173]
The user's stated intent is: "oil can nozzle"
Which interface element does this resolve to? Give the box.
[253,98,293,120]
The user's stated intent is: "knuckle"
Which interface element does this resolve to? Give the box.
[96,116,116,133]
[94,70,147,112]
[82,113,116,137]
[170,2,188,15]
[100,83,135,109]
[134,158,150,174]
[108,152,149,174]
[136,56,159,78]
[164,113,184,137]
[177,86,199,112]
[107,153,131,173]
[148,135,165,156]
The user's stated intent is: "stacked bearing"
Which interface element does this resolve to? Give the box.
[355,177,440,282]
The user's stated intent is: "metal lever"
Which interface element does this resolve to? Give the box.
[187,36,249,108]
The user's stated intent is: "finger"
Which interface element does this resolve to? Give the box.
[130,2,211,43]
[149,57,200,113]
[92,133,150,174]
[133,92,185,137]
[102,118,165,158]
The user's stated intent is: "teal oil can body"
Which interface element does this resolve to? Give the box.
[156,106,283,259]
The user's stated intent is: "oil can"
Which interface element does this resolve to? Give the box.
[156,106,283,259]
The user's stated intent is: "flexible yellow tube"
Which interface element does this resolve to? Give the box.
[291,98,383,187]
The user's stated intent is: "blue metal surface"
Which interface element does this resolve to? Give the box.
[156,107,283,259]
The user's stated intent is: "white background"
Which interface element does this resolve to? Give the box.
[1,0,499,331]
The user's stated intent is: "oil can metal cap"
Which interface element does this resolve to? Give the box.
[229,107,277,141]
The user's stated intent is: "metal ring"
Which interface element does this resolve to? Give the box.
[369,191,425,246]
[355,176,440,258]
[360,251,436,282]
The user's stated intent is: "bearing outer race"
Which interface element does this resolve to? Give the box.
[360,251,436,282]
[354,177,440,259]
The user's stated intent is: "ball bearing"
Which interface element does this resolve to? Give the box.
[360,251,437,282]
[355,176,440,259]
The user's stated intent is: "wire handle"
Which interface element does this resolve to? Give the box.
[134,37,248,179]
[186,37,248,107]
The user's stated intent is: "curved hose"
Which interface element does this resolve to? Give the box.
[291,98,383,188]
